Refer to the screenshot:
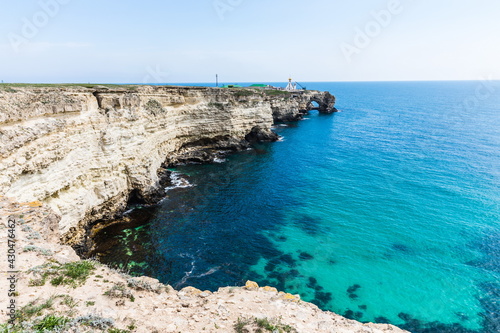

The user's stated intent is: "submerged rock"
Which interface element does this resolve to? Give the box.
[299,251,314,260]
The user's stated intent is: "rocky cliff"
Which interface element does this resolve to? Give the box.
[0,85,335,246]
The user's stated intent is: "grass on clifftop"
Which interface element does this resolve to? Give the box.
[0,83,139,90]
[228,88,293,99]
[32,315,70,332]
[232,89,256,97]
[28,260,96,288]
[234,316,297,333]
[1,315,132,333]
[3,297,133,333]
[263,90,291,97]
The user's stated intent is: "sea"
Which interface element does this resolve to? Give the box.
[93,81,500,333]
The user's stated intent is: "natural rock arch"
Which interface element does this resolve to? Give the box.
[306,93,336,113]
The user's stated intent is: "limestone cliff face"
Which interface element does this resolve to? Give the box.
[0,85,335,244]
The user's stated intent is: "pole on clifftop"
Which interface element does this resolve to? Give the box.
[216,74,218,87]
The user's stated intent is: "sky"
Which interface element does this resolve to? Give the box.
[0,0,499,83]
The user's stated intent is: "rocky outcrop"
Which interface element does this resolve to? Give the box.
[245,126,279,143]
[307,92,337,113]
[0,85,335,246]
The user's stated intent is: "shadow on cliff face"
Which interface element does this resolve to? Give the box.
[87,207,160,276]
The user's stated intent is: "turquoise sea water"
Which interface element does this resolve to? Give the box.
[95,81,500,332]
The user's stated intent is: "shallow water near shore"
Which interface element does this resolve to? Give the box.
[94,81,500,332]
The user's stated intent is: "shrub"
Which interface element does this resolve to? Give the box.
[234,316,296,333]
[127,277,165,294]
[23,245,53,256]
[144,99,164,115]
[33,315,69,332]
[29,260,96,288]
[108,328,131,333]
[17,297,55,322]
[234,317,251,333]
[233,89,255,97]
[264,90,291,96]
[75,314,114,330]
[104,283,135,302]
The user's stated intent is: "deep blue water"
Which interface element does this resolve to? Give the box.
[95,81,500,333]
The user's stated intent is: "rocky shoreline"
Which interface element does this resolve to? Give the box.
[0,84,408,332]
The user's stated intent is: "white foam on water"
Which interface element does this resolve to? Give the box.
[165,171,193,192]
[174,251,221,288]
[123,208,135,215]
[174,253,197,288]
[214,157,226,163]
[195,266,221,278]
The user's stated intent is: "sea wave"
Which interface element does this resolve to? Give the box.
[175,252,221,288]
[214,157,227,163]
[165,171,193,192]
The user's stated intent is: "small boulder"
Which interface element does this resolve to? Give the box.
[181,286,203,296]
[262,286,278,293]
[245,126,279,143]
[245,280,259,290]
[280,292,301,302]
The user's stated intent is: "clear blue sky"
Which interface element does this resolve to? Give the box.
[0,0,499,83]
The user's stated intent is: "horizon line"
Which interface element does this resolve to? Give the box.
[1,79,499,85]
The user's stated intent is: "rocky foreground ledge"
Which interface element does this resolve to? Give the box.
[0,197,407,332]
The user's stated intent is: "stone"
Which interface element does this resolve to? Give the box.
[165,323,177,332]
[245,126,279,143]
[181,286,202,296]
[245,280,259,290]
[281,293,301,302]
[262,286,278,293]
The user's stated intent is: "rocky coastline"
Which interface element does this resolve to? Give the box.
[0,84,335,248]
[0,84,408,332]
